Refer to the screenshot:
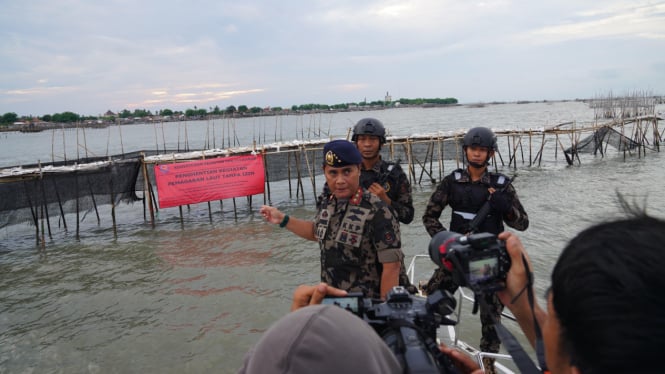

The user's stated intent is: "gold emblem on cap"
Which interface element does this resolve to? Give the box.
[326,150,336,166]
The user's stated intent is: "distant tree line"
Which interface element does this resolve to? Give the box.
[398,97,458,105]
[0,97,461,126]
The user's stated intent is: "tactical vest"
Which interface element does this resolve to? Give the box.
[359,161,400,201]
[447,169,508,235]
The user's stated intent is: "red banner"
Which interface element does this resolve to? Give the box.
[154,154,265,208]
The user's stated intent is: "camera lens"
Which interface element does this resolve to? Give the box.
[428,231,462,266]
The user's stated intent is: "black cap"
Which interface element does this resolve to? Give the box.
[323,139,362,167]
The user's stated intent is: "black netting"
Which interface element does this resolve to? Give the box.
[8,125,653,230]
[0,159,141,228]
[564,126,640,155]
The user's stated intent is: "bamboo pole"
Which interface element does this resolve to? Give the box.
[437,137,443,183]
[406,140,415,184]
[40,203,45,251]
[300,147,317,201]
[295,148,304,201]
[262,148,270,204]
[23,181,39,246]
[109,174,117,239]
[52,179,67,230]
[287,152,293,198]
[200,152,213,224]
[536,133,546,167]
[141,153,155,228]
[528,131,533,167]
[75,171,80,240]
[87,177,100,225]
[38,161,52,239]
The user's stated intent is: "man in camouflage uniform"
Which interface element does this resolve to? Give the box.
[351,117,414,225]
[317,118,416,293]
[351,118,416,293]
[260,139,403,299]
[422,127,528,373]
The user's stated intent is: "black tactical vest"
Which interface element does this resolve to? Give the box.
[447,170,508,235]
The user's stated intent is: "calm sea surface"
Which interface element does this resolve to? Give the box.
[1,102,664,373]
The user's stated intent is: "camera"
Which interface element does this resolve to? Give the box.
[428,231,511,294]
[324,286,459,373]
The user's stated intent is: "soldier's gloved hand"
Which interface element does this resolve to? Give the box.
[490,190,513,214]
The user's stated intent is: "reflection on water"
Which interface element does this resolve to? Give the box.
[1,102,665,373]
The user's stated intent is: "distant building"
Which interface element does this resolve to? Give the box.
[385,91,392,103]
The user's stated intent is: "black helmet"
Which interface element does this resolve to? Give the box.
[463,127,497,150]
[352,118,386,144]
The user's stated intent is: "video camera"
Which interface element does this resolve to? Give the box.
[428,231,511,294]
[324,286,459,373]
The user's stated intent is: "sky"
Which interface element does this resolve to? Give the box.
[1,0,664,117]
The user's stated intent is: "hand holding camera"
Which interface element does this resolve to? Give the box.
[291,283,348,311]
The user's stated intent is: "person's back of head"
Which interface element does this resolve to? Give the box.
[551,213,665,373]
[237,304,401,374]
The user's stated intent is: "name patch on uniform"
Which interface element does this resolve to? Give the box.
[315,205,334,240]
[336,206,370,248]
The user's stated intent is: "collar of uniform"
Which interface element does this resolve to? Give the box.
[460,168,492,184]
[327,188,362,206]
[362,158,385,174]
[350,187,363,205]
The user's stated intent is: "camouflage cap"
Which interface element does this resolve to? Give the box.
[323,139,362,167]
[237,304,401,374]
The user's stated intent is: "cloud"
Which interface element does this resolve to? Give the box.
[0,0,663,115]
[521,2,665,44]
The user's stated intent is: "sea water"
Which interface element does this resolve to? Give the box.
[1,101,664,373]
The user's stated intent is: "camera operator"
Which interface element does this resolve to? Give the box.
[495,211,665,373]
[283,283,483,374]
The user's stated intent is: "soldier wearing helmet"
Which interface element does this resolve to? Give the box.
[422,126,528,373]
[351,117,387,143]
[351,118,414,225]
[462,126,497,168]
[353,118,415,294]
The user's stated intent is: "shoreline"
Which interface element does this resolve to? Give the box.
[0,100,581,133]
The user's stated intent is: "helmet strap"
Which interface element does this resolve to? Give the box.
[468,160,487,169]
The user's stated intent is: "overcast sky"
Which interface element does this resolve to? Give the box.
[1,1,664,117]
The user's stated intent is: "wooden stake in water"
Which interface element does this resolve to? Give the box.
[38,161,52,239]
[141,153,155,228]
[110,177,117,240]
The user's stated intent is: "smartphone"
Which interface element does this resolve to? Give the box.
[322,292,365,315]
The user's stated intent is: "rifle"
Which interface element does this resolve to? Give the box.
[378,159,401,186]
[466,175,515,234]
